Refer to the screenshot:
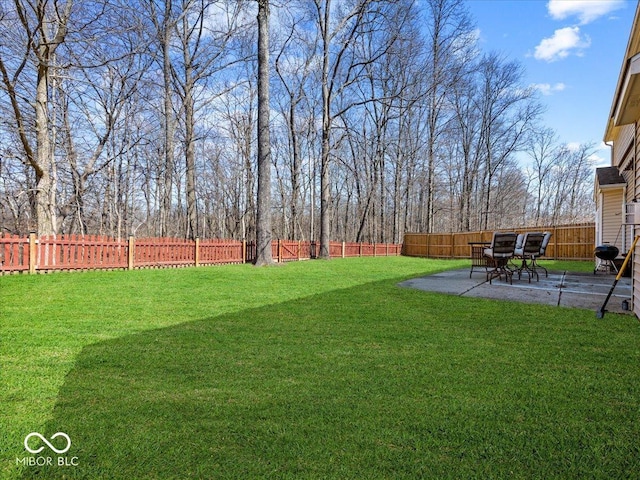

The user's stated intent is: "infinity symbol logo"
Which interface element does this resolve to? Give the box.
[24,432,71,454]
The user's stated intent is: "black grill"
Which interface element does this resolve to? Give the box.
[594,245,619,261]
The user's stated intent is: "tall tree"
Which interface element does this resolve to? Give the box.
[160,0,176,237]
[0,0,73,235]
[313,0,402,257]
[173,0,247,240]
[474,52,541,230]
[254,0,273,265]
[422,0,474,233]
[524,126,557,225]
[274,6,318,240]
[146,0,178,237]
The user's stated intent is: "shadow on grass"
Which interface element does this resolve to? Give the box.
[22,278,640,480]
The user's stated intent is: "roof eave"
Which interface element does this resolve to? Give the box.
[605,3,640,143]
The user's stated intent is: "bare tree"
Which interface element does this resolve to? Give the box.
[137,0,174,236]
[474,53,542,230]
[172,0,248,239]
[523,126,557,225]
[422,0,473,233]
[274,6,318,240]
[540,142,595,225]
[217,69,257,240]
[0,0,74,235]
[313,0,406,257]
[56,8,149,235]
[314,0,372,258]
[449,69,482,231]
[254,0,273,265]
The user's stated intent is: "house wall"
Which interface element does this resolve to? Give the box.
[624,171,634,203]
[616,126,635,248]
[624,124,640,318]
[634,237,640,318]
[622,123,640,318]
[631,126,640,319]
[609,126,639,317]
[598,188,625,250]
[614,124,635,169]
[610,124,639,316]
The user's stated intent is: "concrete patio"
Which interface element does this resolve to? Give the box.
[399,267,633,315]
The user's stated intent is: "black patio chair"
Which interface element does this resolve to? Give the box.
[532,231,552,278]
[513,232,546,282]
[484,232,518,284]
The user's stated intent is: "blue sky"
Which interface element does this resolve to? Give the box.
[465,0,635,165]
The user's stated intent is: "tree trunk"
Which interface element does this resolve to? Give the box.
[35,61,57,236]
[32,0,73,236]
[289,98,301,239]
[254,0,273,266]
[318,0,332,259]
[183,38,198,240]
[319,122,331,259]
[161,0,175,237]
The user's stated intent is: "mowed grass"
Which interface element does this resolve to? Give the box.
[2,257,640,479]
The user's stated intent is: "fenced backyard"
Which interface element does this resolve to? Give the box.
[3,257,640,479]
[0,234,402,274]
[403,223,595,261]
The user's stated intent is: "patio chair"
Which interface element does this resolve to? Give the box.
[513,232,546,282]
[483,232,518,284]
[531,231,552,278]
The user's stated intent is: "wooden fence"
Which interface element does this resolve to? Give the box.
[0,234,402,274]
[403,223,596,261]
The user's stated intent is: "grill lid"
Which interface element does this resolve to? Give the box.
[594,245,619,260]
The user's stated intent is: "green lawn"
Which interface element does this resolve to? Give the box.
[2,258,639,479]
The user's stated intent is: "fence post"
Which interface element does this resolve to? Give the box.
[451,233,455,259]
[342,241,346,258]
[128,236,135,270]
[278,239,282,263]
[29,232,37,274]
[195,237,200,267]
[359,242,363,257]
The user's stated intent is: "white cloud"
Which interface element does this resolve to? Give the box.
[566,142,583,152]
[589,152,606,165]
[547,0,625,25]
[532,82,567,95]
[534,27,591,62]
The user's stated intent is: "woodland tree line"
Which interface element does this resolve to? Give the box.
[0,0,596,247]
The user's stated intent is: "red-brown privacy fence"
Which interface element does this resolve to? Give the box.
[402,223,596,261]
[0,234,402,274]
[0,224,594,275]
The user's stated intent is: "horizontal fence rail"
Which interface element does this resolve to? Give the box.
[0,234,401,274]
[403,223,596,261]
